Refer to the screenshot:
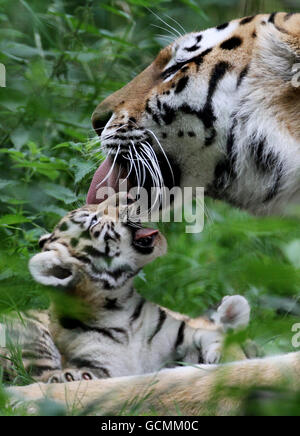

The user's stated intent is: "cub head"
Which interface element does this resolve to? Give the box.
[29,194,167,291]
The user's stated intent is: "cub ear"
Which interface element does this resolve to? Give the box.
[212,295,250,332]
[29,251,75,288]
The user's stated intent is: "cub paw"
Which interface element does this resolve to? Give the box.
[48,370,95,384]
[203,343,222,365]
[194,330,223,365]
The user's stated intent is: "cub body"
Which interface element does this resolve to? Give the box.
[3,195,250,383]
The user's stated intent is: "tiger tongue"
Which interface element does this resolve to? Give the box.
[86,157,128,204]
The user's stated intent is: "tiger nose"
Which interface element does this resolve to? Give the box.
[92,110,113,136]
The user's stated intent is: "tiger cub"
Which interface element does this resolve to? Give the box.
[2,194,250,383]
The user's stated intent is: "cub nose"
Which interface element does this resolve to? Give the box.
[92,110,113,136]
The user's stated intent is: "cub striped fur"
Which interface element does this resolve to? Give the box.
[1,195,250,383]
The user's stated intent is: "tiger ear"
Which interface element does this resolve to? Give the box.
[29,251,75,288]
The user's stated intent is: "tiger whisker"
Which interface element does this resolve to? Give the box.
[148,9,183,38]
[138,148,157,186]
[129,144,141,195]
[138,147,159,198]
[140,145,163,212]
[125,153,134,183]
[93,126,107,133]
[155,34,177,43]
[150,24,178,41]
[102,124,129,141]
[142,143,164,189]
[133,145,147,187]
[164,13,186,35]
[145,129,175,184]
[146,144,166,209]
[132,144,143,191]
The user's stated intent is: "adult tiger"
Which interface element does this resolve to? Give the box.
[88,13,300,216]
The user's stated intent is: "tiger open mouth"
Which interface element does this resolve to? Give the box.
[87,152,181,205]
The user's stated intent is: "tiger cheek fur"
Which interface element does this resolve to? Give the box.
[92,13,300,216]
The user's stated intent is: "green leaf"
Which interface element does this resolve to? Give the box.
[40,205,68,217]
[70,158,95,184]
[99,29,137,47]
[0,215,30,226]
[283,240,300,268]
[10,126,30,149]
[44,183,78,205]
[0,179,18,191]
[0,29,26,39]
[0,42,40,59]
[0,270,14,281]
[0,89,26,111]
[100,4,132,21]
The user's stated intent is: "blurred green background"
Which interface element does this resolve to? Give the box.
[0,0,299,415]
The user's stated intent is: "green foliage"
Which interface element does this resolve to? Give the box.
[0,0,299,416]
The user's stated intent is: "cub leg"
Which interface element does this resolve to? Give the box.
[1,313,62,382]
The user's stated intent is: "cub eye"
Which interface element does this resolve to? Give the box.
[90,215,98,227]
[127,196,135,205]
[133,228,159,250]
[133,236,155,248]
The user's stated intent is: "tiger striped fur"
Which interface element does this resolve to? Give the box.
[89,13,300,216]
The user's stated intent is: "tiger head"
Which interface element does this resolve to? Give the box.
[88,13,300,214]
[29,194,167,292]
